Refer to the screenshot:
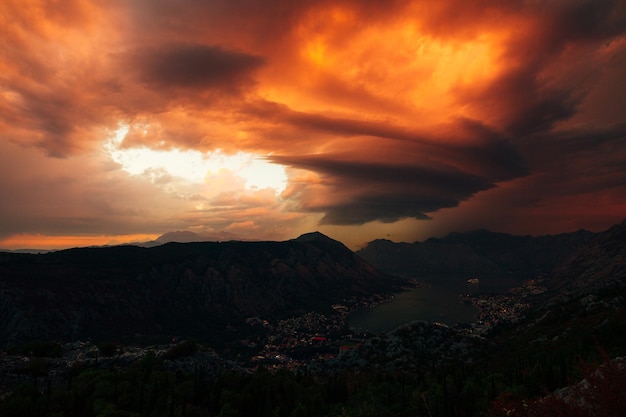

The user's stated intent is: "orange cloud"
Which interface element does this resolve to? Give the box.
[1,0,625,249]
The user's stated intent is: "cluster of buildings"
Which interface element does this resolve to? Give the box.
[464,278,547,335]
[241,309,370,370]
[1,279,550,394]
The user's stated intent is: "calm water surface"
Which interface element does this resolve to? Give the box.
[348,273,524,333]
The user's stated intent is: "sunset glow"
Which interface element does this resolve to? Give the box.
[106,125,288,194]
[0,233,159,251]
[1,0,625,250]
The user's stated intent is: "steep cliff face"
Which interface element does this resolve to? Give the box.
[0,233,402,347]
[357,229,596,275]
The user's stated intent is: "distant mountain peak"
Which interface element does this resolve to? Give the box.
[295,232,349,251]
[295,231,332,241]
[155,230,240,244]
[157,231,203,243]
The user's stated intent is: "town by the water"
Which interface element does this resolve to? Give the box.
[0,277,546,396]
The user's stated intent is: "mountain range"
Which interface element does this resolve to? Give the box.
[0,230,245,253]
[1,223,626,416]
[357,227,599,275]
[0,232,401,347]
[1,221,625,349]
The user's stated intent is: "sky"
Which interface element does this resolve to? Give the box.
[1,0,625,250]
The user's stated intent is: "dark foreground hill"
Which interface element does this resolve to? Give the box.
[0,232,402,347]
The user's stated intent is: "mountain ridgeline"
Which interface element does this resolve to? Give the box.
[1,224,626,417]
[357,228,598,275]
[0,232,402,347]
[2,224,625,349]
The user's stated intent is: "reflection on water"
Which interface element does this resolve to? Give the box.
[348,273,524,333]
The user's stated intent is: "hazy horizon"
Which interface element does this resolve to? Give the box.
[3,219,622,253]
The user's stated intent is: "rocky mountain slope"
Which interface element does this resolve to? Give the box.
[548,220,626,296]
[0,232,402,347]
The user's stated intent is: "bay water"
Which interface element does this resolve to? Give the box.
[348,273,524,333]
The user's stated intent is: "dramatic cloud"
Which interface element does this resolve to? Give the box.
[128,43,265,92]
[271,155,494,224]
[1,0,625,249]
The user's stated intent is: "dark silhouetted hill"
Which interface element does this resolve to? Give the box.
[0,233,401,347]
[357,229,596,275]
[139,230,243,247]
[549,220,626,295]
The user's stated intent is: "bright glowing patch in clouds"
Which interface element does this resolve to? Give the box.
[2,0,625,251]
[106,125,287,193]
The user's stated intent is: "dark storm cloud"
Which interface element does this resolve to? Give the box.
[318,195,454,225]
[543,0,626,43]
[129,43,266,91]
[456,0,626,136]
[415,0,625,45]
[441,119,530,181]
[246,100,529,182]
[527,122,626,160]
[519,122,626,195]
[458,51,583,137]
[488,69,579,136]
[271,155,494,225]
[274,156,492,194]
